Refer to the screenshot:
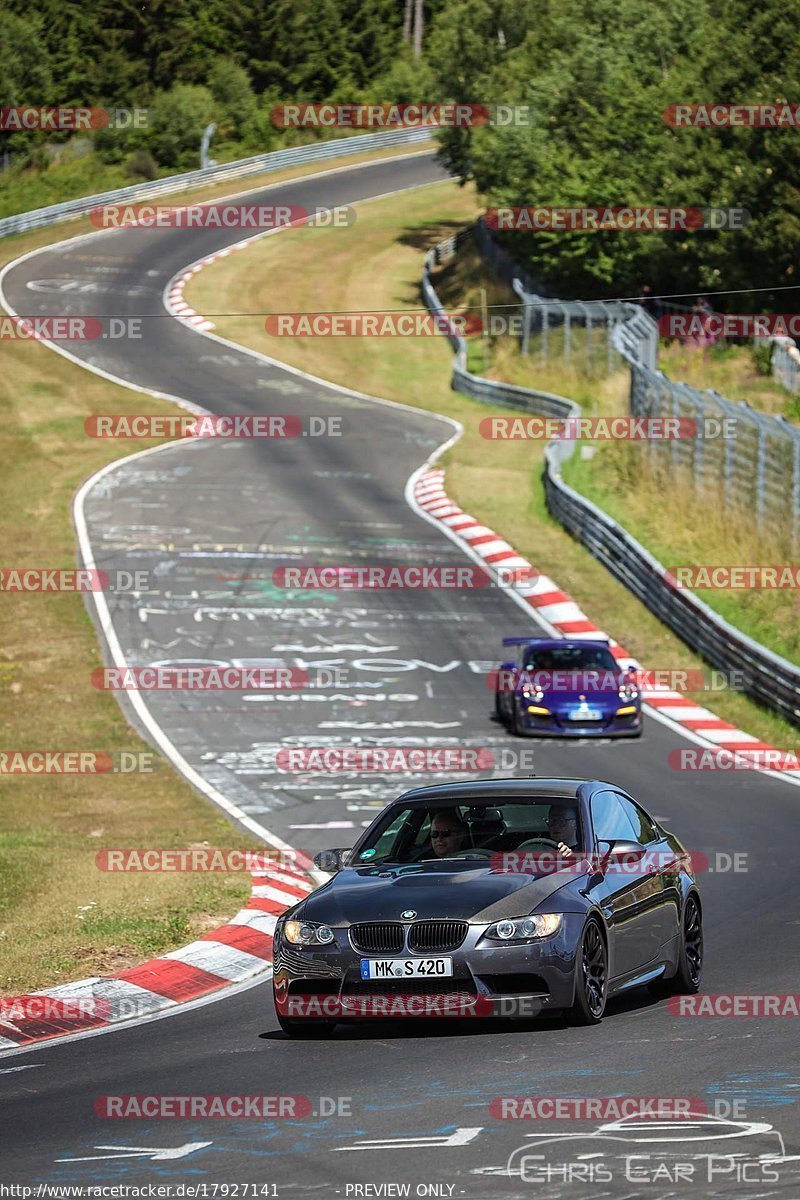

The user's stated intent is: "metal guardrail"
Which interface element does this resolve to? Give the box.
[423,230,800,727]
[424,235,580,424]
[0,128,433,240]
[543,462,800,725]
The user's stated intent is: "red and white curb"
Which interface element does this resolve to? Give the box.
[165,227,305,332]
[415,467,797,769]
[167,235,274,331]
[167,253,236,331]
[0,858,313,1052]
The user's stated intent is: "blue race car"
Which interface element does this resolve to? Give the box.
[494,637,642,738]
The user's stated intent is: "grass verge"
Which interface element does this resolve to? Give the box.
[186,183,799,751]
[0,143,425,993]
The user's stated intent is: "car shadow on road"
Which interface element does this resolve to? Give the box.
[258,986,665,1041]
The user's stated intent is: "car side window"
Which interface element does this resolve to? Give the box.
[617,795,659,845]
[413,814,433,847]
[367,812,408,860]
[590,790,639,845]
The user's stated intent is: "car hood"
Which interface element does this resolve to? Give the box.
[299,860,583,924]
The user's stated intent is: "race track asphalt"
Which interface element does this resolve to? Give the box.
[2,150,799,1197]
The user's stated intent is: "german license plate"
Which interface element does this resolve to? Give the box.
[568,708,602,720]
[360,957,453,980]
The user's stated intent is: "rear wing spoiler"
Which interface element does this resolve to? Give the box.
[501,635,611,647]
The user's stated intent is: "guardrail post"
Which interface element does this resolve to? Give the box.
[667,380,680,472]
[521,297,532,355]
[563,308,571,366]
[755,411,768,529]
[792,432,800,545]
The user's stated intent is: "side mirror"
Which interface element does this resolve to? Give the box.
[313,847,352,873]
[600,840,647,865]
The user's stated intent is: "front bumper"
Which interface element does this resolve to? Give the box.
[272,917,582,1021]
[516,703,642,738]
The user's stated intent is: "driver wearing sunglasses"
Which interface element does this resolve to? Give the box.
[429,810,468,857]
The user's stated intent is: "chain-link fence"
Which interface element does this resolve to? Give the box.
[616,316,800,541]
[473,219,650,375]
[451,220,800,539]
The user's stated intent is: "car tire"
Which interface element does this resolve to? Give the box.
[276,1011,337,1038]
[511,703,532,738]
[649,894,703,996]
[569,918,608,1025]
[494,692,508,727]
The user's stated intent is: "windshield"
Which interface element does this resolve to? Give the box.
[351,797,584,866]
[523,644,620,672]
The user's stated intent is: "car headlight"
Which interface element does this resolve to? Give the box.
[283,920,335,946]
[484,914,562,941]
[521,686,545,703]
[618,682,639,701]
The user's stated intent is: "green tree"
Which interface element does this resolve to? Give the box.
[208,59,257,136]
[141,83,216,170]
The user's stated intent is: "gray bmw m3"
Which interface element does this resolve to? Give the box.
[272,777,703,1037]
